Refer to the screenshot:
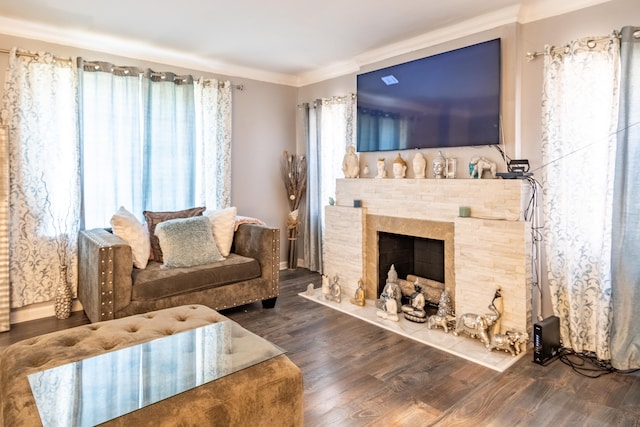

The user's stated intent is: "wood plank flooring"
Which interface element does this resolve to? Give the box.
[2,268,639,426]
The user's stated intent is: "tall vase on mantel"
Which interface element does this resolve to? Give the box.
[54,265,72,320]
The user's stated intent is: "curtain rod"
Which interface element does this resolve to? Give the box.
[0,47,73,62]
[525,29,639,62]
[0,48,244,91]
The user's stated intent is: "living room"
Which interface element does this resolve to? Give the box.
[0,0,639,425]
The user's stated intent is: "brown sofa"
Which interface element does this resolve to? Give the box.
[0,305,304,427]
[78,223,280,323]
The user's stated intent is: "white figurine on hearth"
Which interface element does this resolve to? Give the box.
[322,274,330,300]
[375,265,402,321]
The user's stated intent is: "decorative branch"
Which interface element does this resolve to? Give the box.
[40,174,75,268]
[280,151,307,215]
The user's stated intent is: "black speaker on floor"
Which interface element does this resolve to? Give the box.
[533,315,560,365]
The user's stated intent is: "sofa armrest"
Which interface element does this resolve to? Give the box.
[78,229,134,323]
[233,224,280,295]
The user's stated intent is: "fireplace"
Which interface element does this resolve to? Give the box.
[365,214,455,308]
[323,178,532,335]
[377,232,445,296]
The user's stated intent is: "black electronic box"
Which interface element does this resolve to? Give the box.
[533,316,561,365]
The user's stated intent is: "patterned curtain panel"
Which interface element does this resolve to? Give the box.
[303,94,356,273]
[194,78,232,209]
[0,48,80,308]
[610,26,640,370]
[540,34,620,359]
[0,126,9,331]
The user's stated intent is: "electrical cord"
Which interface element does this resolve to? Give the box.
[557,347,640,378]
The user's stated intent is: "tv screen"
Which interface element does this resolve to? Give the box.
[356,38,501,152]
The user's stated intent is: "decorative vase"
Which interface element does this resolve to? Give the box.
[54,265,72,320]
[287,210,299,269]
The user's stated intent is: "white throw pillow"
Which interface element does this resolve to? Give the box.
[204,206,237,257]
[110,206,150,269]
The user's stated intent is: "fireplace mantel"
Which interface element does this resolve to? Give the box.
[324,178,532,334]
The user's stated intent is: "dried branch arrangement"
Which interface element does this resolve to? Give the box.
[280,151,307,268]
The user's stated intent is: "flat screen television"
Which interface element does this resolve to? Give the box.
[356,38,501,152]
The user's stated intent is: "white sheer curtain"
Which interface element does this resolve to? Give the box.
[540,34,620,359]
[80,66,232,227]
[79,61,144,227]
[0,48,80,308]
[303,94,356,272]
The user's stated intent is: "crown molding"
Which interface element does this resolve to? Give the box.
[517,0,612,24]
[0,0,613,88]
[0,15,301,87]
[297,5,522,87]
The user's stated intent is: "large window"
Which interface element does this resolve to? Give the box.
[80,63,231,228]
[1,49,231,309]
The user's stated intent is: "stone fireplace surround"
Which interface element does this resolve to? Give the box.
[324,178,532,335]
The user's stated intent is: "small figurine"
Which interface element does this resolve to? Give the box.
[469,156,497,179]
[413,152,426,178]
[350,278,366,306]
[376,267,402,322]
[342,145,360,178]
[402,282,427,322]
[362,164,369,177]
[453,289,502,347]
[427,314,451,332]
[507,330,529,355]
[327,274,342,303]
[433,151,446,179]
[376,265,401,313]
[488,332,517,356]
[375,158,387,178]
[392,153,407,179]
[321,274,331,300]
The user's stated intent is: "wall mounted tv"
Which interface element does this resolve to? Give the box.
[356,38,501,152]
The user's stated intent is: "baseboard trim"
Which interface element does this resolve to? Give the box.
[10,299,84,325]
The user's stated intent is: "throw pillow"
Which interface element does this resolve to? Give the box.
[234,215,266,231]
[110,206,150,269]
[203,206,237,257]
[143,206,206,262]
[155,216,224,268]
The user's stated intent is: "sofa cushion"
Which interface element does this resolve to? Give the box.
[110,206,150,269]
[143,206,206,262]
[131,254,261,301]
[155,216,224,268]
[203,207,237,257]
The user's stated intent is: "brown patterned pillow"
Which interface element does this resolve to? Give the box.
[143,207,206,262]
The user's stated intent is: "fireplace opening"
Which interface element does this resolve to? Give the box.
[377,232,445,296]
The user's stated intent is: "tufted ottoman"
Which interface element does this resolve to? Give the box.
[0,305,303,427]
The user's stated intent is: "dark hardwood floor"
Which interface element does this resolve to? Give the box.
[2,268,639,426]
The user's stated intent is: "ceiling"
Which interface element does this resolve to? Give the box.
[0,0,607,86]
